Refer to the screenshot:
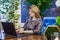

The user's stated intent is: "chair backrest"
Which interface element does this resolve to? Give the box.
[41,17,56,35]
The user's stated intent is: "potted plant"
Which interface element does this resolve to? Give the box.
[45,27,59,40]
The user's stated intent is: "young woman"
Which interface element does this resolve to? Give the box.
[17,5,42,34]
[16,5,46,40]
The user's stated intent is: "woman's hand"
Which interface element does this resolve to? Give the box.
[16,28,24,33]
[18,30,24,33]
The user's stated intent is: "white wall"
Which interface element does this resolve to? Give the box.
[55,0,60,7]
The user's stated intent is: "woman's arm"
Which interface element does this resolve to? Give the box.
[23,30,33,34]
[16,25,41,34]
[16,28,33,34]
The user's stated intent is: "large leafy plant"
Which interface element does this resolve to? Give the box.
[25,0,52,16]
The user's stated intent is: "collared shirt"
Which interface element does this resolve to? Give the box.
[23,18,42,34]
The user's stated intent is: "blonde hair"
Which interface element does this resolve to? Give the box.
[29,5,41,18]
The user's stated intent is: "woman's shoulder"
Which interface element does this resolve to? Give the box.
[36,18,42,21]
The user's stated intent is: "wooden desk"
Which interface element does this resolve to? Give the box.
[1,33,47,40]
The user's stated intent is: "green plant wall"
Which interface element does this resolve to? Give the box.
[0,0,20,22]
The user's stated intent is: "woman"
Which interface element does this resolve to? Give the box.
[17,5,42,34]
[16,5,46,40]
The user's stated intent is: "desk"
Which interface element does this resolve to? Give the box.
[1,33,47,40]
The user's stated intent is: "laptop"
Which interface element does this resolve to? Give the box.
[1,22,17,37]
[1,22,31,37]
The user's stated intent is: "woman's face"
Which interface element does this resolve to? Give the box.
[29,9,35,17]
